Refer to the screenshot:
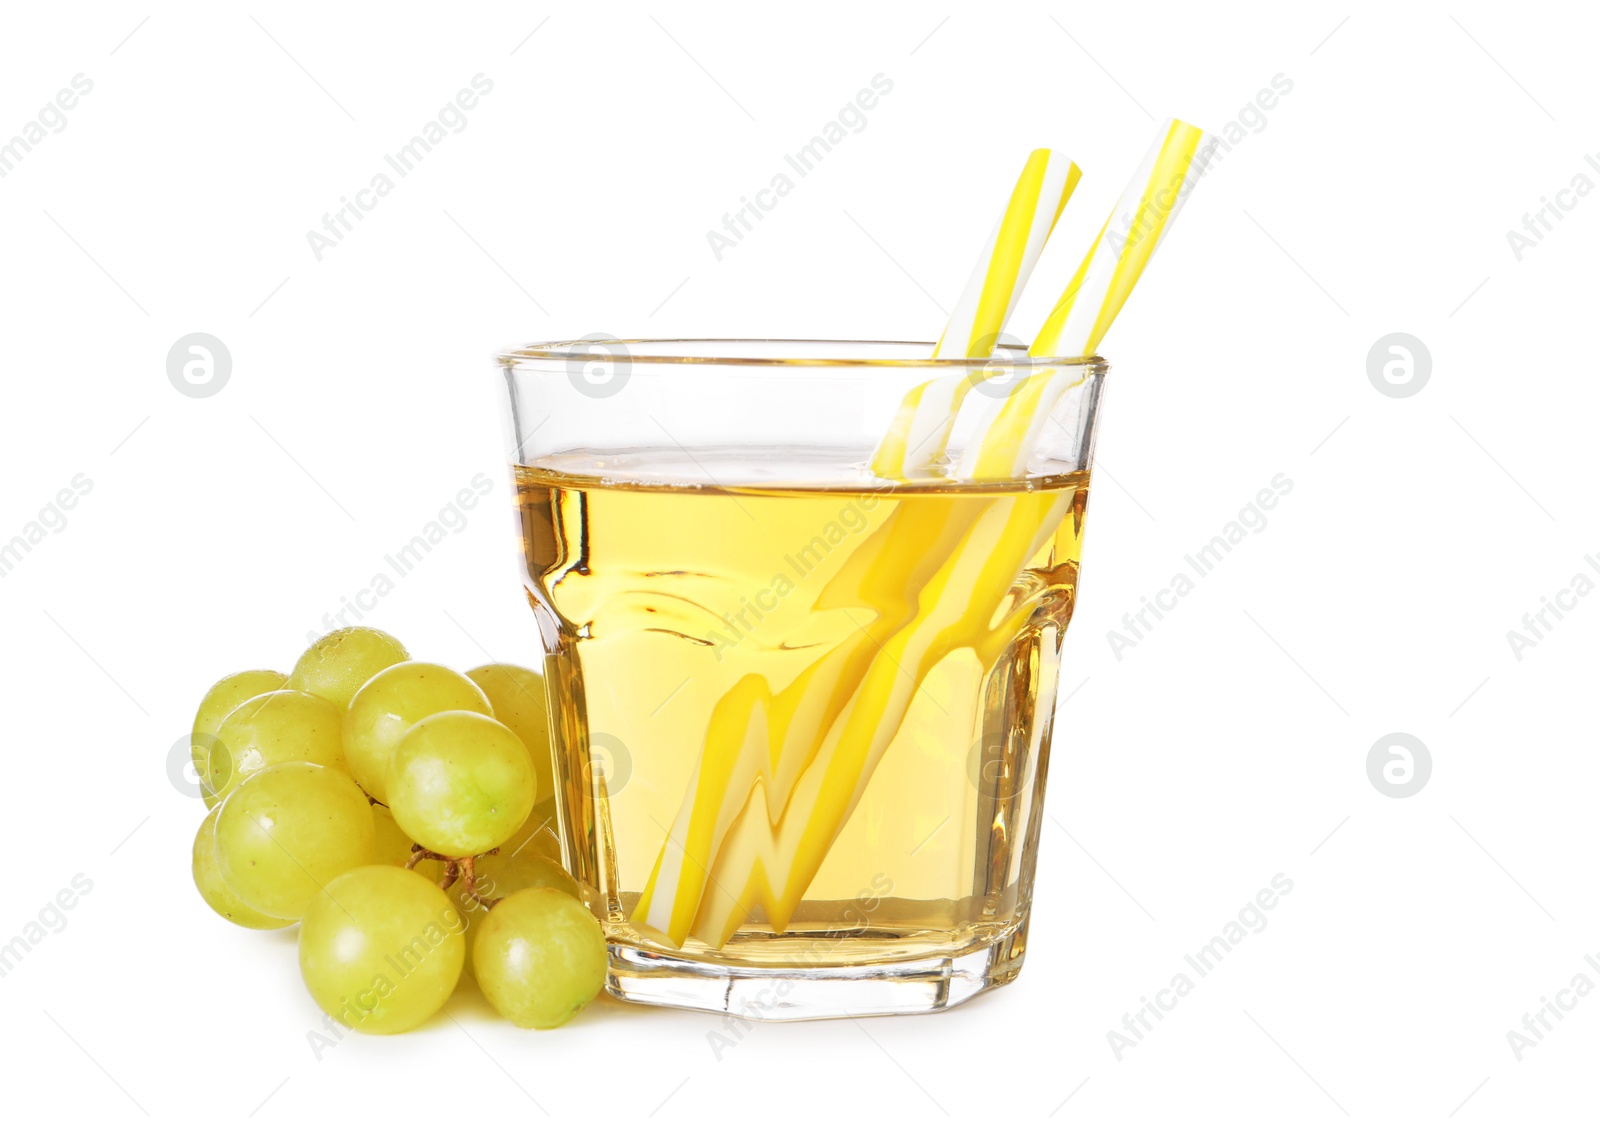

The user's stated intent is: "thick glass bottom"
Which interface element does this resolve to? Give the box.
[604,916,1030,1021]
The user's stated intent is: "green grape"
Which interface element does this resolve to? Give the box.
[343,662,491,805]
[191,810,294,930]
[477,848,579,901]
[192,670,287,792]
[389,711,534,857]
[497,797,561,862]
[288,626,410,709]
[466,663,556,803]
[447,850,577,984]
[473,887,606,1029]
[299,865,466,1035]
[210,690,348,800]
[214,762,376,921]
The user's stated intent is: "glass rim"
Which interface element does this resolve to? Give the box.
[496,338,1107,370]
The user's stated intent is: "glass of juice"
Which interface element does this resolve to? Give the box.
[497,339,1104,1019]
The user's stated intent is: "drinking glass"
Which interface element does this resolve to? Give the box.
[497,339,1104,1019]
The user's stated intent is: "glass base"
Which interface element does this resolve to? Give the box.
[604,919,1029,1021]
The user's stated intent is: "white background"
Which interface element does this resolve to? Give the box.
[0,1,1593,1127]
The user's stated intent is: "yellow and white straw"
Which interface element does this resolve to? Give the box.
[959,118,1218,480]
[870,148,1081,479]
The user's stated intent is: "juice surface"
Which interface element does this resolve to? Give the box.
[516,448,1089,963]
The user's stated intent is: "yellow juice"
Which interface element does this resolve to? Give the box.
[516,449,1089,973]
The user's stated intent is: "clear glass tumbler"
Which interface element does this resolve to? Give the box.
[497,339,1104,1019]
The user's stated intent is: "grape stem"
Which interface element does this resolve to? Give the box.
[459,855,487,908]
[404,845,502,907]
[404,845,451,871]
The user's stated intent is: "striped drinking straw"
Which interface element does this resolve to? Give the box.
[869,148,1081,479]
[959,118,1218,480]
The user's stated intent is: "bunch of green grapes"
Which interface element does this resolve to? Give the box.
[188,627,606,1034]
